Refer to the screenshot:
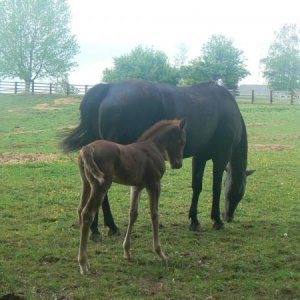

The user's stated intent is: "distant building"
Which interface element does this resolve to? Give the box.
[238,84,270,95]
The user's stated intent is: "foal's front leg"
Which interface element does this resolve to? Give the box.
[123,186,143,261]
[147,181,167,263]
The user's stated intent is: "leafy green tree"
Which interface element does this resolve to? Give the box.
[182,35,249,89]
[102,45,178,85]
[261,24,300,101]
[0,0,79,90]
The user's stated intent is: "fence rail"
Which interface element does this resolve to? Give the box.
[0,80,299,104]
[0,80,93,96]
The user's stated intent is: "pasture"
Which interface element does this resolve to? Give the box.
[0,94,299,299]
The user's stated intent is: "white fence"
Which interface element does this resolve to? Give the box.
[1,80,299,104]
[0,80,93,95]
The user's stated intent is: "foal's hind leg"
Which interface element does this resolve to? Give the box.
[147,182,167,263]
[78,177,111,275]
[123,186,143,261]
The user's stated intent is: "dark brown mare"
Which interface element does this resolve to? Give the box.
[77,119,186,274]
[62,80,255,240]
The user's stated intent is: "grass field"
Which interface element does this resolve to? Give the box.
[0,94,299,300]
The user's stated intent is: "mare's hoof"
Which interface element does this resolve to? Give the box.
[213,222,224,230]
[108,228,121,236]
[90,233,102,243]
[189,223,200,232]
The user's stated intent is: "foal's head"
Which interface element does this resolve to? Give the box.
[165,119,186,169]
[139,119,187,169]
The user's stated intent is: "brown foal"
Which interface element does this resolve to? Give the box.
[77,119,186,274]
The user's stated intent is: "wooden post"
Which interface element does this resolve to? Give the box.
[14,82,18,94]
[85,85,88,94]
[251,90,254,104]
[291,92,294,105]
[66,83,70,95]
[270,90,273,104]
[50,83,53,95]
[31,81,34,94]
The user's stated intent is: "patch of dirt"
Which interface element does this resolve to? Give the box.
[39,255,60,264]
[34,97,79,110]
[0,293,26,300]
[271,135,300,142]
[0,153,58,164]
[247,122,267,127]
[53,97,79,106]
[249,144,295,151]
[34,103,58,111]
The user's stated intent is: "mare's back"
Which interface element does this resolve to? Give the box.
[98,80,164,144]
[97,80,243,156]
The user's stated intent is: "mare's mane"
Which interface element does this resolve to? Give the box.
[137,120,179,142]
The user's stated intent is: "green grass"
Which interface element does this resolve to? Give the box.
[0,95,299,299]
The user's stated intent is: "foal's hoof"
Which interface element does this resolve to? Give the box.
[189,223,200,232]
[79,264,89,275]
[222,212,234,222]
[90,233,102,243]
[124,251,132,261]
[108,228,121,236]
[213,222,224,230]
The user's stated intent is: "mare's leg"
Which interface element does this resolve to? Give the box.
[123,186,143,261]
[102,194,120,235]
[90,195,119,241]
[147,182,167,262]
[189,156,206,231]
[78,176,111,275]
[90,211,101,242]
[211,157,228,230]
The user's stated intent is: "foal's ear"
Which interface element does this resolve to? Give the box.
[246,169,256,176]
[179,119,186,130]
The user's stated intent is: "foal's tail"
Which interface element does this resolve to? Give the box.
[61,83,110,153]
[80,146,105,184]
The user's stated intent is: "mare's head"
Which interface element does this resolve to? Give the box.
[138,119,187,169]
[223,166,255,222]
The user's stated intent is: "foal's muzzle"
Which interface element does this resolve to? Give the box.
[171,160,182,169]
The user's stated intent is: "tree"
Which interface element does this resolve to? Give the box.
[174,43,189,68]
[261,24,300,101]
[182,35,249,90]
[102,45,178,85]
[0,0,79,90]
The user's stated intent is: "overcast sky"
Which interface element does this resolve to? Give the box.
[67,0,300,85]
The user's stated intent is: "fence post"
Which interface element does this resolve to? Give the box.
[31,81,35,94]
[291,93,294,105]
[270,90,273,104]
[251,90,254,104]
[14,82,18,94]
[50,83,53,95]
[66,83,70,96]
[85,85,88,94]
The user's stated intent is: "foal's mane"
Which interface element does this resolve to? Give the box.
[138,120,180,142]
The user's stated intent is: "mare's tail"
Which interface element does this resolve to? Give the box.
[80,146,105,184]
[231,118,248,171]
[61,83,110,153]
